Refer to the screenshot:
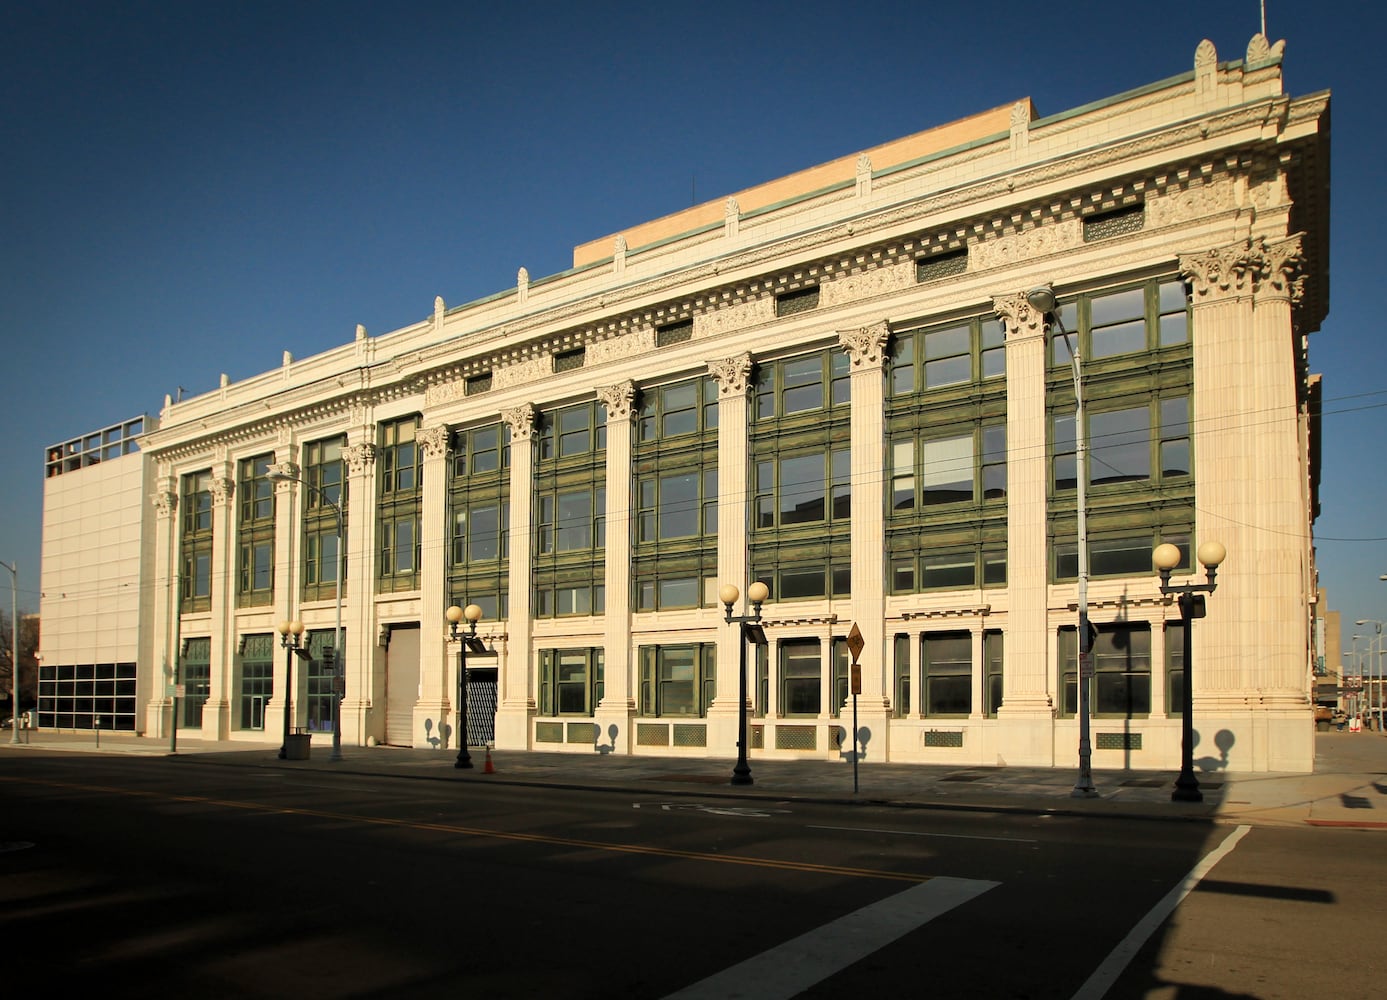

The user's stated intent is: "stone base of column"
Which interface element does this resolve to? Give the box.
[200,698,231,740]
[408,700,451,751]
[339,697,372,748]
[494,700,535,751]
[840,702,891,763]
[145,698,173,740]
[994,698,1058,766]
[594,699,635,754]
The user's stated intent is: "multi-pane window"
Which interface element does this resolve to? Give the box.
[923,632,971,716]
[180,637,211,728]
[305,630,343,732]
[378,417,421,589]
[302,436,347,602]
[450,423,511,620]
[780,640,821,717]
[893,634,911,717]
[534,402,607,619]
[539,648,604,716]
[750,350,852,604]
[635,377,722,611]
[891,423,1006,509]
[984,631,1004,717]
[890,316,1006,395]
[180,471,213,612]
[237,454,275,607]
[1166,621,1186,717]
[829,638,850,719]
[1060,623,1152,718]
[639,644,716,717]
[239,633,274,730]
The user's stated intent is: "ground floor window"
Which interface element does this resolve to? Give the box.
[239,633,274,730]
[36,662,137,731]
[985,630,1004,717]
[1060,622,1152,718]
[539,648,604,716]
[1166,621,1185,716]
[639,644,715,717]
[181,637,211,728]
[780,640,821,716]
[306,630,344,732]
[923,632,971,716]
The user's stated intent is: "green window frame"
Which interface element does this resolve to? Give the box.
[639,644,716,718]
[1059,623,1151,719]
[538,400,607,461]
[1166,621,1185,717]
[305,630,343,732]
[236,454,275,607]
[302,436,347,602]
[984,630,1004,718]
[890,315,1006,396]
[754,350,849,421]
[379,417,420,496]
[180,637,211,728]
[449,422,511,622]
[539,648,604,717]
[893,634,911,717]
[179,470,213,612]
[779,639,821,717]
[238,633,274,731]
[922,632,971,717]
[378,418,421,591]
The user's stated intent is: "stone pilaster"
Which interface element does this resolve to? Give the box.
[340,435,376,747]
[597,381,637,750]
[144,478,179,738]
[495,404,537,749]
[992,292,1056,764]
[203,465,235,739]
[707,353,754,754]
[839,322,891,750]
[415,424,452,746]
[267,458,302,738]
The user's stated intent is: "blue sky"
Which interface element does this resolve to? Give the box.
[3,1,1383,661]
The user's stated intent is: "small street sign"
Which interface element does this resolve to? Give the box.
[1079,652,1094,679]
[846,623,865,663]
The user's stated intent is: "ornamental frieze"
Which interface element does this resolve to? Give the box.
[971,220,1081,272]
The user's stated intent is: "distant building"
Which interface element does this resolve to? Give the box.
[39,34,1329,771]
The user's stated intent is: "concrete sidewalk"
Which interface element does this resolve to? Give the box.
[5,729,1386,830]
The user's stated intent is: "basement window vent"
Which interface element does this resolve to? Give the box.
[916,249,969,283]
[923,730,965,748]
[1083,205,1145,243]
[553,347,586,373]
[656,318,693,347]
[775,286,820,317]
[1096,732,1143,751]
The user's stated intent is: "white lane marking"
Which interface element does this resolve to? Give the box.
[663,875,999,1000]
[809,823,1037,844]
[1070,824,1252,1000]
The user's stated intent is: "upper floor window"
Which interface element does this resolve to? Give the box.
[538,401,607,462]
[380,417,421,495]
[891,315,1005,396]
[452,423,510,478]
[238,455,274,525]
[754,350,850,421]
[1053,394,1189,491]
[638,377,719,442]
[304,436,345,509]
[182,470,212,535]
[1049,279,1189,366]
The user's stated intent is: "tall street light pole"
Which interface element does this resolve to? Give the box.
[719,581,769,786]
[276,619,308,758]
[1355,619,1383,731]
[1154,540,1227,802]
[1027,285,1096,798]
[267,467,345,761]
[1,559,18,744]
[445,603,493,768]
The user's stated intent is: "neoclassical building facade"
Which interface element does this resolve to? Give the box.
[39,34,1329,771]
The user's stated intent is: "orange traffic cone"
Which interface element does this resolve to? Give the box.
[483,746,495,773]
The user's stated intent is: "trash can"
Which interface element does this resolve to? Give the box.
[285,733,312,760]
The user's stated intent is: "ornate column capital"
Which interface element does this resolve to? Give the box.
[838,321,890,369]
[992,293,1045,337]
[150,485,178,518]
[502,403,537,441]
[597,381,637,422]
[418,425,451,460]
[268,461,300,490]
[1249,234,1305,304]
[707,353,754,397]
[344,442,377,473]
[209,476,235,506]
[1180,242,1256,302]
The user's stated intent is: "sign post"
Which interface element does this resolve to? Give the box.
[846,624,865,795]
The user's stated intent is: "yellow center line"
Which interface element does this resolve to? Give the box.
[1,775,926,883]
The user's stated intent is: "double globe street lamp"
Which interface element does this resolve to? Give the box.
[275,619,311,759]
[1153,540,1226,802]
[719,581,769,786]
[445,603,494,769]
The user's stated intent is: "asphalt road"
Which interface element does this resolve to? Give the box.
[1,752,1377,998]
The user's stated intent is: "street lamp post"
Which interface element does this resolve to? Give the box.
[267,467,345,762]
[1027,285,1096,798]
[1153,540,1227,802]
[1,560,18,745]
[276,619,307,758]
[719,581,769,786]
[1354,619,1382,731]
[445,603,493,769]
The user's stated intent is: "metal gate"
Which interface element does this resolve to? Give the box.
[466,667,498,746]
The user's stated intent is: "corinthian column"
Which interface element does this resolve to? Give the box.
[495,404,537,749]
[597,381,637,751]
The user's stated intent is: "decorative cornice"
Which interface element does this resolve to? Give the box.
[597,381,636,422]
[502,403,537,441]
[838,321,890,369]
[418,425,450,459]
[899,604,991,622]
[707,353,753,397]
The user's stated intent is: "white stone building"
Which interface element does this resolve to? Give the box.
[39,35,1329,772]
